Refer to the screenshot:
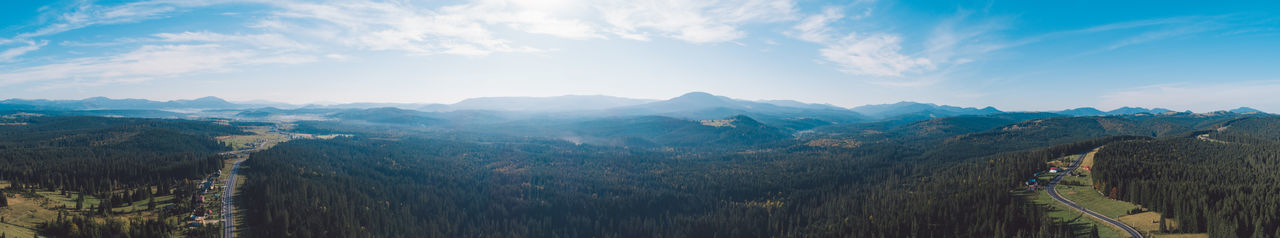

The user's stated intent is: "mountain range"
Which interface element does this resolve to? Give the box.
[1,92,1269,121]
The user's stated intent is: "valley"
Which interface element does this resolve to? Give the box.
[1,93,1277,237]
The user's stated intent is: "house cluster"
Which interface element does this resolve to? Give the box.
[188,170,223,227]
[1025,177,1040,191]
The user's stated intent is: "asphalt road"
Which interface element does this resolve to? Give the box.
[222,158,244,238]
[1046,153,1144,238]
[221,141,261,238]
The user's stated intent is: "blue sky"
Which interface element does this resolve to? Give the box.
[1,0,1278,112]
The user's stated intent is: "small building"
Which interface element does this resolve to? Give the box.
[1081,166,1091,171]
[1048,167,1059,173]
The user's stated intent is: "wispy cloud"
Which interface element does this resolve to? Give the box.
[1010,15,1242,55]
[1105,20,1223,50]
[598,0,798,43]
[264,1,543,56]
[790,6,934,78]
[789,7,843,43]
[790,6,1006,83]
[151,31,310,50]
[924,11,1009,65]
[18,0,215,39]
[252,0,800,55]
[0,40,47,61]
[819,33,934,77]
[0,44,314,88]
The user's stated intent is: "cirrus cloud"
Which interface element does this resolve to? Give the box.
[0,44,314,89]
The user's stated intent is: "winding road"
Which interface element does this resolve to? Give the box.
[1045,152,1144,238]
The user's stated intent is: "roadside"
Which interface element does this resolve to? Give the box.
[1033,148,1207,238]
[215,124,290,238]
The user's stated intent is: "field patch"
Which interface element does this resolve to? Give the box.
[1118,212,1207,238]
[1022,189,1127,238]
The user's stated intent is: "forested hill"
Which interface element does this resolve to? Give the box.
[238,111,1272,237]
[0,115,243,190]
[1092,116,1280,237]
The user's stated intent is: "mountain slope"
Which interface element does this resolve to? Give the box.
[451,95,655,112]
[2,96,245,110]
[609,92,868,125]
[850,102,1002,119]
[330,107,443,126]
[1055,107,1106,116]
[1106,107,1173,115]
[568,114,790,148]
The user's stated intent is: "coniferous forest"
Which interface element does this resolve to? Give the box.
[3,109,1279,237]
[0,115,243,238]
[238,112,1265,237]
[1093,117,1280,237]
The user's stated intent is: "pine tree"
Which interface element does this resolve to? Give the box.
[1089,224,1100,238]
[74,193,84,210]
[147,191,156,211]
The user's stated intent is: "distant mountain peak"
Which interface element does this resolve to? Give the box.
[850,101,1000,120]
[190,96,227,102]
[678,91,715,97]
[1106,107,1173,115]
[450,95,654,111]
[670,92,728,102]
[1055,107,1106,116]
[1230,107,1264,113]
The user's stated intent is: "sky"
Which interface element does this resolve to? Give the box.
[1,0,1279,112]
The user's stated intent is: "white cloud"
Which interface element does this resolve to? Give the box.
[790,7,843,43]
[256,0,798,55]
[790,6,1012,83]
[924,12,1008,66]
[789,6,936,78]
[820,33,933,77]
[266,1,543,56]
[1099,80,1280,112]
[0,44,314,88]
[324,53,348,60]
[1106,21,1221,50]
[19,0,217,39]
[451,0,605,40]
[152,31,310,50]
[598,0,797,43]
[0,40,47,61]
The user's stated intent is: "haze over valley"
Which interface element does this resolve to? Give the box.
[3,1,1280,237]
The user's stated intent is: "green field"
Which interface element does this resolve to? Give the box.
[1039,151,1207,238]
[1054,171,1139,218]
[0,179,207,236]
[0,192,55,237]
[1021,154,1137,238]
[217,126,290,150]
[1022,189,1129,238]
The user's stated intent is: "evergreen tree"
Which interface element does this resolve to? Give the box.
[147,191,156,211]
[74,193,83,210]
[1089,224,1100,238]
